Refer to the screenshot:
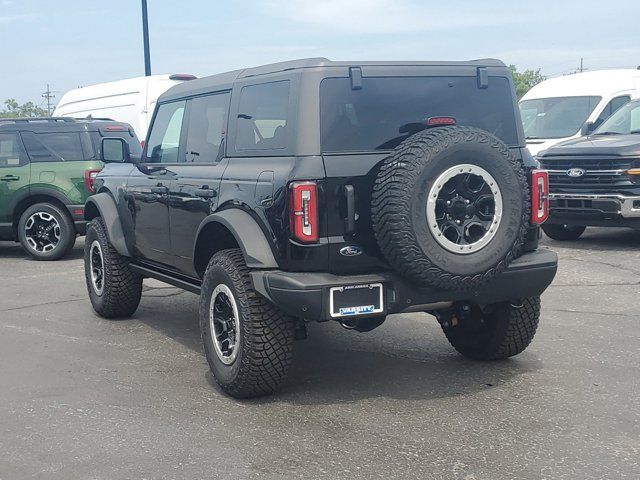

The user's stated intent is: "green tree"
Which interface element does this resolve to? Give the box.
[509,65,546,99]
[0,98,49,118]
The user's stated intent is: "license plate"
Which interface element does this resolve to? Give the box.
[329,283,384,318]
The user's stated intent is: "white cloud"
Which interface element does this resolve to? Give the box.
[262,0,513,34]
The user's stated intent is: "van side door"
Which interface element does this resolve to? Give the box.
[167,91,231,276]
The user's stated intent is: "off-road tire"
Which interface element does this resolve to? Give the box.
[18,202,76,261]
[200,249,295,398]
[371,126,529,290]
[543,224,585,241]
[84,217,142,318]
[442,297,540,360]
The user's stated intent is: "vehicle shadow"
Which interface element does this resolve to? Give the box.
[0,241,85,261]
[137,289,542,404]
[541,226,640,252]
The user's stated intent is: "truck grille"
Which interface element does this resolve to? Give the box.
[539,156,635,193]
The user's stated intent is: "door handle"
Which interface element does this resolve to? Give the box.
[150,185,168,194]
[194,187,217,199]
[1,175,20,182]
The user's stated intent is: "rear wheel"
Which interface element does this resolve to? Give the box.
[18,203,75,261]
[441,297,540,360]
[200,249,295,398]
[543,224,585,241]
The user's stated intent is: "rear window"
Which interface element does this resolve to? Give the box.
[320,76,519,152]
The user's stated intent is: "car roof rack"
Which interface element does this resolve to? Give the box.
[0,117,77,124]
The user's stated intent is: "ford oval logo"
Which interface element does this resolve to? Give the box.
[340,246,363,257]
[566,168,586,178]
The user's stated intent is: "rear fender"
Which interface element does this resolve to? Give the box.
[194,209,278,271]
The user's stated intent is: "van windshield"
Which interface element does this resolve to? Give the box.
[519,96,601,139]
[320,76,519,152]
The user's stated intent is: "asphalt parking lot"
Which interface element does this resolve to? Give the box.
[1,229,639,480]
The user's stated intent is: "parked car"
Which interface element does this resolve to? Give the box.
[0,117,141,260]
[538,98,640,240]
[53,74,197,141]
[519,69,640,156]
[82,58,557,398]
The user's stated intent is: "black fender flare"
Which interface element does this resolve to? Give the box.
[84,192,131,257]
[194,209,278,269]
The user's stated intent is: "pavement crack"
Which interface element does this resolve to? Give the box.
[548,308,637,318]
[0,297,86,313]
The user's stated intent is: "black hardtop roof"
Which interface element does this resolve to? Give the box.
[160,57,507,102]
[0,116,135,133]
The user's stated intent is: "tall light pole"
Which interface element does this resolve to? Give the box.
[141,0,151,76]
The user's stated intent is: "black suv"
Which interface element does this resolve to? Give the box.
[539,99,640,240]
[0,117,141,259]
[83,58,558,398]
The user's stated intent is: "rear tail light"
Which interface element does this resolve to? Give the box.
[289,181,319,243]
[84,169,102,193]
[530,169,549,224]
[140,140,145,148]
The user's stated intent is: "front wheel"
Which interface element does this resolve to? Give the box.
[442,297,540,360]
[200,249,295,398]
[18,203,76,261]
[84,217,142,319]
[543,224,586,241]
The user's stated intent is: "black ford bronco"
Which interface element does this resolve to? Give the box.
[539,98,640,240]
[83,58,557,398]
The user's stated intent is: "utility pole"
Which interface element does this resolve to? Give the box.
[579,58,584,73]
[141,0,151,76]
[42,84,55,116]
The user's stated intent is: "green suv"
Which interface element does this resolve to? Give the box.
[0,117,141,260]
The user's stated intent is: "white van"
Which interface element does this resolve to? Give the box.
[53,74,197,141]
[519,69,640,155]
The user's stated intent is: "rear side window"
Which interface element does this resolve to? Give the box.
[145,101,186,163]
[236,81,290,150]
[321,76,519,152]
[184,92,231,163]
[22,132,88,162]
[0,133,27,167]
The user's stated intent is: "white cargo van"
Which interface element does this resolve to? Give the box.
[53,74,197,141]
[519,69,640,155]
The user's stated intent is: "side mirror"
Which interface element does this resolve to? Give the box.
[101,137,131,163]
[581,121,596,136]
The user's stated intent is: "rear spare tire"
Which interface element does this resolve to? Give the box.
[371,126,529,290]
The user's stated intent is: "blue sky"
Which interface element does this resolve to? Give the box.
[1,0,639,106]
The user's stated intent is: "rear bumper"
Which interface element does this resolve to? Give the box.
[251,249,558,321]
[66,204,87,235]
[548,193,640,228]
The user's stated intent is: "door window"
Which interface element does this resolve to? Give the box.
[184,92,231,163]
[235,81,290,150]
[0,133,27,167]
[595,95,631,127]
[145,101,186,163]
